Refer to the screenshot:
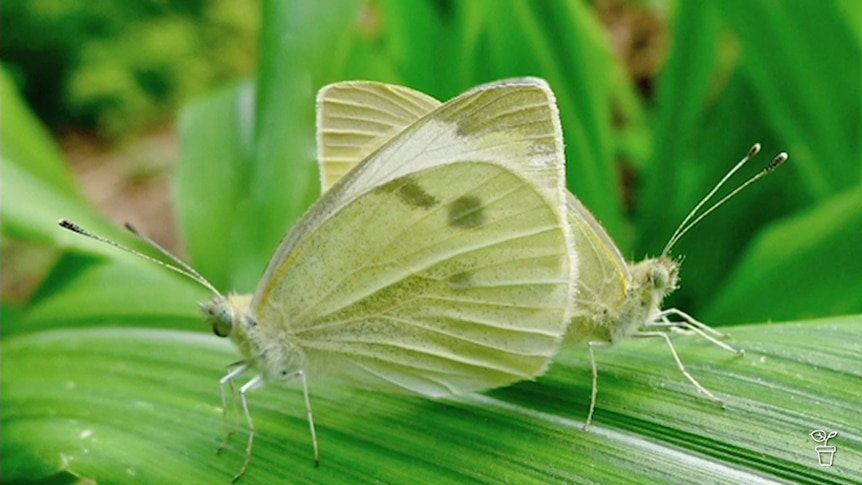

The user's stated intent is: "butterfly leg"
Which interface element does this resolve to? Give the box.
[656,314,696,335]
[585,341,611,431]
[233,374,265,483]
[649,309,743,356]
[633,331,725,407]
[296,370,320,467]
[657,308,731,339]
[218,361,250,454]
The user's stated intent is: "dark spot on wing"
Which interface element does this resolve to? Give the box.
[381,176,438,208]
[399,179,437,208]
[448,271,473,290]
[448,195,485,229]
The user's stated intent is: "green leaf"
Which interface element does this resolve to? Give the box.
[20,256,207,336]
[713,0,861,198]
[476,0,623,246]
[3,316,860,483]
[0,66,78,197]
[705,185,862,324]
[176,0,366,293]
[644,0,721,228]
[176,80,256,292]
[0,66,113,246]
[634,0,861,318]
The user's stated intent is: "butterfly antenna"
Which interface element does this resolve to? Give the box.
[662,144,789,256]
[58,219,221,296]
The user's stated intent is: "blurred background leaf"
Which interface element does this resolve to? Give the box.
[3,0,861,483]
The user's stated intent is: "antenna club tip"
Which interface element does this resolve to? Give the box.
[769,152,789,170]
[748,143,762,157]
[58,219,83,233]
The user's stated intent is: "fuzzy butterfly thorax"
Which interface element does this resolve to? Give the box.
[203,293,308,383]
[611,257,680,340]
[564,253,679,345]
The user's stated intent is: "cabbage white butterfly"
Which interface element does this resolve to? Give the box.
[315,80,787,429]
[562,144,785,428]
[60,78,576,481]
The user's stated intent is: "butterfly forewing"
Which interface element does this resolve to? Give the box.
[264,162,569,395]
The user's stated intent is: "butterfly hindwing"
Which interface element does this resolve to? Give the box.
[563,192,629,342]
[317,82,441,192]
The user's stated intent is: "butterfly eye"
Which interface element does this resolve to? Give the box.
[200,298,233,338]
[212,320,232,338]
[652,266,670,291]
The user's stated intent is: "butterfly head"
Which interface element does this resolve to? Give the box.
[640,256,679,302]
[616,256,680,339]
[647,256,680,299]
[201,293,254,340]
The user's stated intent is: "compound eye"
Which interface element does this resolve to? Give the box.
[212,320,231,338]
[652,266,670,290]
[201,299,233,338]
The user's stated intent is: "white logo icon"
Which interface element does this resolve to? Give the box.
[809,430,838,466]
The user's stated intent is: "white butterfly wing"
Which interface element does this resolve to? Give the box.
[253,79,576,396]
[563,191,630,343]
[317,82,440,193]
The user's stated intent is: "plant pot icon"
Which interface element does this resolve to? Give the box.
[815,445,836,466]
[810,429,838,466]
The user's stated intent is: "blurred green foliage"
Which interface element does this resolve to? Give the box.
[2,0,862,483]
[1,0,259,139]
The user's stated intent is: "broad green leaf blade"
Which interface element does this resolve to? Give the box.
[0,66,78,197]
[502,315,862,483]
[176,80,256,292]
[176,0,365,293]
[2,329,238,484]
[0,69,123,247]
[4,317,859,484]
[476,0,623,247]
[639,0,722,256]
[21,256,207,335]
[1,158,100,245]
[705,185,862,324]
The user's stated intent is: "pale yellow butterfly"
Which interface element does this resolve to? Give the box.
[60,77,577,481]
[315,80,788,430]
